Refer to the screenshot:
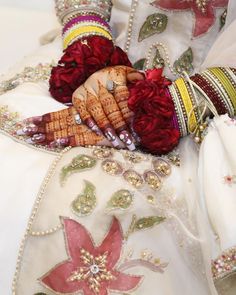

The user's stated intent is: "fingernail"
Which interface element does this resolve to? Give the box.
[111,138,120,147]
[127,143,136,151]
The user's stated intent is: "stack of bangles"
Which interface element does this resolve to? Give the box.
[169,67,236,142]
[62,15,113,49]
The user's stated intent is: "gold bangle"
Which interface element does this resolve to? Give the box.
[175,78,198,133]
[209,68,236,112]
[63,25,112,49]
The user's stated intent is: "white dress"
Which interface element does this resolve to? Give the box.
[0,1,236,294]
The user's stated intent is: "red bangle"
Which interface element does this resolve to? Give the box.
[191,73,227,115]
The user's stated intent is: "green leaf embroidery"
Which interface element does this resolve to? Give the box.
[60,154,96,185]
[173,47,194,74]
[71,180,96,216]
[139,13,168,42]
[125,215,166,239]
[153,48,165,69]
[133,58,147,70]
[107,189,133,210]
[134,216,166,231]
[220,9,227,30]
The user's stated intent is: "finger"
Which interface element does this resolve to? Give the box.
[24,107,78,124]
[26,125,89,145]
[73,96,102,136]
[108,67,133,124]
[86,91,121,148]
[98,82,135,150]
[126,67,145,83]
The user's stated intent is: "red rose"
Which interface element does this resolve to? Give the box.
[128,80,161,112]
[109,46,132,67]
[49,65,85,104]
[49,36,132,104]
[141,129,180,155]
[88,36,114,64]
[133,113,169,136]
[128,69,180,154]
[146,68,171,87]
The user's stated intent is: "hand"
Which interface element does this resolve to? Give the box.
[17,65,144,149]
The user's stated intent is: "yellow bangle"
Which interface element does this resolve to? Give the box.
[63,25,112,49]
[175,78,198,133]
[209,68,236,112]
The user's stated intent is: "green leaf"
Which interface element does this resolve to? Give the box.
[138,13,168,42]
[173,47,194,74]
[133,58,147,70]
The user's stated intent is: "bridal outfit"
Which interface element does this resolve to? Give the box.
[0,1,236,294]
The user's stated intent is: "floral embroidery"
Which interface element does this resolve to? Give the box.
[138,13,168,42]
[224,175,236,186]
[151,0,229,37]
[0,105,23,136]
[40,217,142,294]
[173,47,194,74]
[0,63,53,95]
[106,190,133,210]
[212,246,236,280]
[102,159,123,176]
[123,151,146,164]
[143,171,162,191]
[60,154,97,185]
[123,170,144,188]
[92,148,113,159]
[71,181,96,216]
[152,158,172,177]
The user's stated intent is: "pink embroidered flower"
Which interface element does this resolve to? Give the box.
[152,0,228,37]
[224,175,236,186]
[40,217,142,294]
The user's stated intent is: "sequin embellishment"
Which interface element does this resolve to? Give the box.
[152,158,171,177]
[173,47,194,74]
[102,159,123,176]
[71,181,96,216]
[92,148,113,159]
[60,154,96,185]
[123,170,144,188]
[212,246,236,280]
[144,171,162,190]
[107,189,133,210]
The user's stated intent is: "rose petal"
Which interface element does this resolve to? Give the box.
[97,217,123,269]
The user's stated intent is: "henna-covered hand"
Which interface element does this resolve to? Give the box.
[17,66,144,149]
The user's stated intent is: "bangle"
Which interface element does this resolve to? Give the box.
[210,67,236,112]
[175,78,198,133]
[191,73,227,115]
[202,69,235,116]
[63,15,111,34]
[63,25,112,49]
[168,83,188,137]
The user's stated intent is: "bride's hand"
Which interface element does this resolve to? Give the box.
[17,65,144,149]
